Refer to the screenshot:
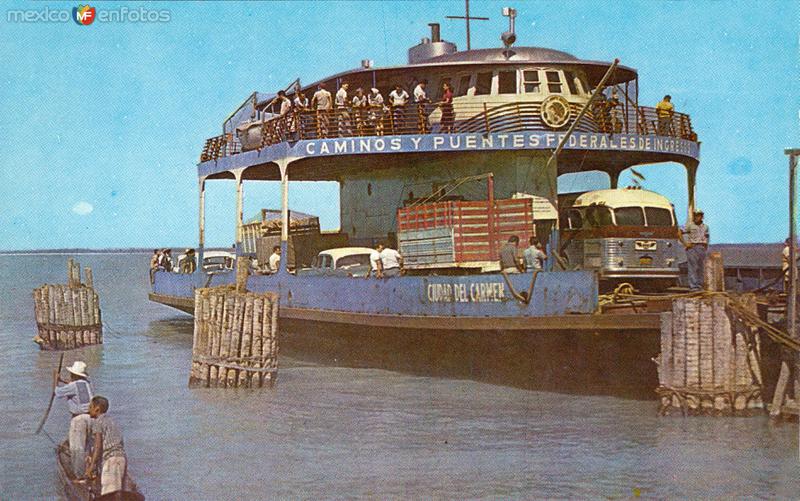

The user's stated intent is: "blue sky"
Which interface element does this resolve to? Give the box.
[0,0,797,250]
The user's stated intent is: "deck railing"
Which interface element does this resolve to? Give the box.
[200,101,697,161]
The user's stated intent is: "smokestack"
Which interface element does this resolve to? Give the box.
[429,23,441,43]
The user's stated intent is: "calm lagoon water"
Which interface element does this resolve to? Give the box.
[0,253,798,499]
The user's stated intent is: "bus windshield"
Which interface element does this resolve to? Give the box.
[583,206,613,228]
[645,207,675,226]
[614,207,645,226]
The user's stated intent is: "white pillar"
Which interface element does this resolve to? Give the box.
[277,159,291,273]
[235,170,244,247]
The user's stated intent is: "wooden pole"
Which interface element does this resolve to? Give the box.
[784,148,799,459]
[84,267,93,289]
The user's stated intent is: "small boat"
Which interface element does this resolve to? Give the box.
[56,441,144,501]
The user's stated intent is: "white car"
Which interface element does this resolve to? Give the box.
[298,247,375,278]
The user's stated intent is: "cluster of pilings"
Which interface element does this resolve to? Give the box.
[32,259,102,351]
[189,277,279,388]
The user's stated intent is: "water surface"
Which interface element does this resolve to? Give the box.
[0,254,797,499]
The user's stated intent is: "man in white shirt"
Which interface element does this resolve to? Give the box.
[335,82,352,136]
[523,237,547,271]
[388,84,409,133]
[379,244,403,278]
[367,244,383,279]
[268,245,281,273]
[368,88,385,134]
[311,83,332,137]
[413,80,430,133]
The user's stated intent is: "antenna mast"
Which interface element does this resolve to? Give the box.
[446,0,489,50]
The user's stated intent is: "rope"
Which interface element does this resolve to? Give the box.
[500,270,539,305]
[596,284,800,353]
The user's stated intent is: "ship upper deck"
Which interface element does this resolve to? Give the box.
[198,40,700,181]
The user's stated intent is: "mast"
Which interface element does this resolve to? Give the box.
[446,0,489,51]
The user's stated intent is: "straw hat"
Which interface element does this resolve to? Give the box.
[66,361,88,378]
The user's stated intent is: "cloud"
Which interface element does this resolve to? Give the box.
[71,201,94,216]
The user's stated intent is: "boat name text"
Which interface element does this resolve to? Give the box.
[426,282,506,303]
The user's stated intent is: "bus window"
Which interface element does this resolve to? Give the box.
[568,209,583,229]
[564,71,580,95]
[523,70,540,93]
[614,207,646,226]
[584,206,613,227]
[475,72,492,95]
[545,71,563,94]
[645,207,674,226]
[498,71,517,94]
[457,75,471,97]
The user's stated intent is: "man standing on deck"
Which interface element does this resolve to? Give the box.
[335,82,352,136]
[85,396,128,496]
[681,210,709,290]
[656,95,674,135]
[379,244,404,278]
[54,361,94,477]
[523,237,547,271]
[268,245,281,273]
[388,84,409,133]
[149,249,160,284]
[366,244,384,279]
[311,83,332,138]
[413,79,430,133]
[499,236,523,274]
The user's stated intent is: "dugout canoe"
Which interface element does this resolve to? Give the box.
[56,441,144,501]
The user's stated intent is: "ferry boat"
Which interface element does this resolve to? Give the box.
[149,8,700,336]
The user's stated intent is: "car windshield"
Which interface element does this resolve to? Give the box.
[336,254,371,269]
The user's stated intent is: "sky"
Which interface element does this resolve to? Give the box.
[0,0,798,250]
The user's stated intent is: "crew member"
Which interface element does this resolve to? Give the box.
[523,237,547,271]
[268,245,281,273]
[499,236,523,274]
[86,396,128,496]
[681,210,709,290]
[379,244,403,278]
[54,361,94,477]
[656,94,674,136]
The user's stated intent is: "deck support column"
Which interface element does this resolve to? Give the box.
[685,160,698,219]
[609,170,620,189]
[234,170,244,252]
[277,158,291,274]
[198,177,206,270]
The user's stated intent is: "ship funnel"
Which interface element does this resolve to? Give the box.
[501,7,517,48]
[429,23,441,42]
[408,23,457,64]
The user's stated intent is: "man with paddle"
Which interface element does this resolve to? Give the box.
[54,361,94,477]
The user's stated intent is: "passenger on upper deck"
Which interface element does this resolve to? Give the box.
[335,82,352,136]
[656,95,674,136]
[352,88,367,134]
[388,84,409,133]
[311,83,332,138]
[277,90,291,116]
[413,80,430,133]
[293,91,309,110]
[368,88,385,135]
[438,81,455,133]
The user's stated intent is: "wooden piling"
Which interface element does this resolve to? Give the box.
[32,260,103,351]
[657,295,763,416]
[189,286,279,388]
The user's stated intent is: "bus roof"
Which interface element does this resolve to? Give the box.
[572,188,673,210]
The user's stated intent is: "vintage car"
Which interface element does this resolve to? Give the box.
[296,247,375,278]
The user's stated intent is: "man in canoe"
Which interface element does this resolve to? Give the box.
[54,361,94,477]
[86,395,128,495]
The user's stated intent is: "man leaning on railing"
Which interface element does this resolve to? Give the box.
[656,94,674,136]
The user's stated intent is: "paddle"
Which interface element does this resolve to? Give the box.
[35,353,64,434]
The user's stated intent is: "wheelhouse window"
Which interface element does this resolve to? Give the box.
[545,71,563,94]
[497,71,517,94]
[644,207,675,227]
[523,70,541,93]
[614,207,646,226]
[457,75,471,97]
[474,72,492,96]
[564,70,581,95]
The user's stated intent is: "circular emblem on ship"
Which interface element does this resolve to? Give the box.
[540,95,571,128]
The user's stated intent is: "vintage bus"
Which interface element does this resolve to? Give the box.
[560,187,681,289]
